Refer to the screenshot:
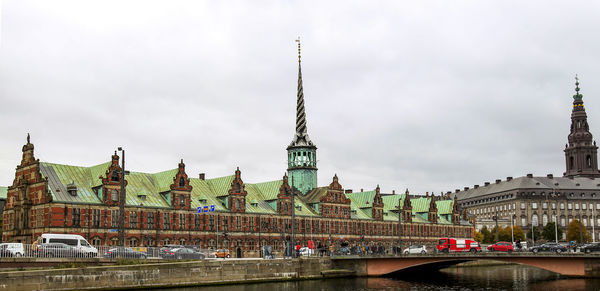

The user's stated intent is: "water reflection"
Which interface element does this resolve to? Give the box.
[153,264,600,291]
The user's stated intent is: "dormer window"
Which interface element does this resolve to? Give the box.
[111,171,120,182]
[179,177,185,187]
[111,189,118,201]
[67,183,78,196]
[199,198,207,204]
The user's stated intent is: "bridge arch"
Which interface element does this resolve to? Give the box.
[333,255,591,277]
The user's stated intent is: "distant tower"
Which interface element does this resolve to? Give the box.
[564,76,600,178]
[287,38,318,194]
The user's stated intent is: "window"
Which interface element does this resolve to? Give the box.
[130,212,138,228]
[147,212,154,229]
[179,213,185,229]
[597,204,600,210]
[561,217,566,227]
[72,208,80,227]
[111,189,119,201]
[583,203,587,210]
[92,209,100,227]
[568,203,573,210]
[542,214,548,226]
[583,218,588,227]
[532,214,539,227]
[521,217,527,227]
[179,195,185,207]
[575,203,580,210]
[209,215,215,231]
[561,203,565,210]
[532,202,538,209]
[111,210,119,228]
[542,202,547,209]
[163,213,170,229]
[195,214,201,230]
[179,177,185,187]
[552,203,556,210]
[521,202,526,210]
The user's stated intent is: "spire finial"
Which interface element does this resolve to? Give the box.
[573,74,584,101]
[576,74,580,93]
[27,133,30,144]
[295,37,301,63]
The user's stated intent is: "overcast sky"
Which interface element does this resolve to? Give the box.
[1,1,600,196]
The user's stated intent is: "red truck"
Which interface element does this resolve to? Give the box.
[436,237,482,253]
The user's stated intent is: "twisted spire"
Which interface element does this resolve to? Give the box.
[289,38,314,147]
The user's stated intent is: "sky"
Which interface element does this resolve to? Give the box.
[1,1,600,197]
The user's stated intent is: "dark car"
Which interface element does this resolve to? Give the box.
[530,243,568,254]
[35,243,86,257]
[104,247,148,259]
[162,248,205,260]
[580,242,600,253]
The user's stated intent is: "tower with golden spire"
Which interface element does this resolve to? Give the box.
[287,38,318,195]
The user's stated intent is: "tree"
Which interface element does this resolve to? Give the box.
[498,226,513,242]
[474,230,484,242]
[480,226,493,244]
[567,219,591,243]
[541,222,563,242]
[512,226,525,241]
[526,226,541,242]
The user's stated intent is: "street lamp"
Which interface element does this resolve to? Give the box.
[397,196,402,255]
[511,214,516,245]
[117,147,127,247]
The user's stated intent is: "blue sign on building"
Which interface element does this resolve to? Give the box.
[197,205,216,213]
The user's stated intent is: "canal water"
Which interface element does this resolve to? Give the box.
[154,264,600,290]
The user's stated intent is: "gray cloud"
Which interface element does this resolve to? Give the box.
[1,0,600,196]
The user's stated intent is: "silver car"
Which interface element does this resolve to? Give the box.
[403,245,427,254]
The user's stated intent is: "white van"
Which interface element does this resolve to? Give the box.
[39,234,98,257]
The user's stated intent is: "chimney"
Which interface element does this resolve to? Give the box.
[495,179,501,184]
[392,190,396,194]
[507,177,513,181]
[484,182,490,186]
[360,188,363,192]
[455,189,460,193]
[474,185,479,189]
[345,189,353,194]
[547,174,553,179]
[199,173,205,180]
[526,173,533,178]
[464,187,470,191]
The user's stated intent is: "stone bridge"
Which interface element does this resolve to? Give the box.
[331,253,600,277]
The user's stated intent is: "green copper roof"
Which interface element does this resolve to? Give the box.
[344,190,376,209]
[410,197,431,213]
[436,199,454,215]
[0,186,7,200]
[382,194,406,212]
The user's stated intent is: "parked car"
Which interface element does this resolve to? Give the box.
[580,242,600,253]
[488,241,514,252]
[299,247,314,256]
[436,238,481,253]
[104,247,148,259]
[162,248,205,260]
[35,243,86,257]
[530,243,568,254]
[215,249,230,258]
[0,243,24,257]
[403,245,427,254]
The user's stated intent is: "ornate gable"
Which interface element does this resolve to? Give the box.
[451,196,460,224]
[428,195,438,223]
[371,185,384,221]
[402,189,412,223]
[228,167,247,213]
[319,174,351,218]
[100,152,127,206]
[170,159,192,210]
[277,174,293,215]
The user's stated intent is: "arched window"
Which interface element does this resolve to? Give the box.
[570,156,574,169]
[542,214,548,226]
[179,177,185,187]
[111,189,119,201]
[532,214,539,227]
[587,155,592,168]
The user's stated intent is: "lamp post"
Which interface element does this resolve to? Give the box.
[117,147,127,247]
[291,177,296,258]
[493,207,499,243]
[398,196,402,255]
[511,213,515,245]
[579,210,584,243]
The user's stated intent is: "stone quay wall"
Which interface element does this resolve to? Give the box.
[0,258,334,291]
